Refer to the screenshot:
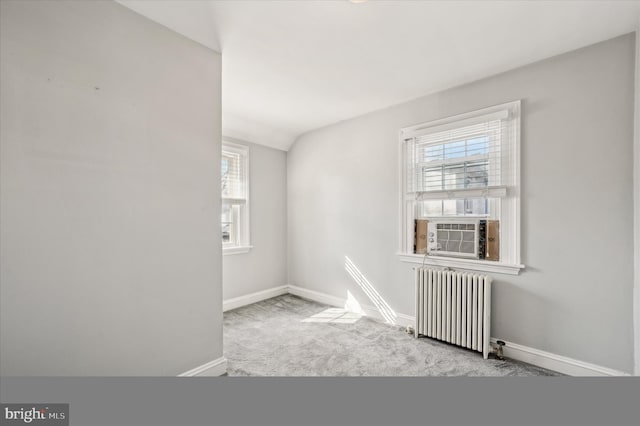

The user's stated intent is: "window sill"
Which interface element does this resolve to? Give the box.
[223,245,253,256]
[397,253,524,275]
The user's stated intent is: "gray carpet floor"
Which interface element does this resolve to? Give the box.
[223,294,561,376]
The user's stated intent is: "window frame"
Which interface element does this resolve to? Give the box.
[398,101,524,275]
[221,141,252,255]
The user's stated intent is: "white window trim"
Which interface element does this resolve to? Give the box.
[396,253,523,275]
[398,101,524,275]
[222,141,251,255]
[223,245,254,256]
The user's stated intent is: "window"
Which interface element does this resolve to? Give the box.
[221,142,250,254]
[399,101,522,274]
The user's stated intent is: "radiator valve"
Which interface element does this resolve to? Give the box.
[494,340,505,360]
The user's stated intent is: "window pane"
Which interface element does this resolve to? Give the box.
[221,151,245,199]
[425,144,443,162]
[423,166,442,191]
[428,198,488,217]
[464,198,488,215]
[221,203,234,244]
[444,140,466,159]
[466,136,488,156]
[420,200,442,217]
[443,164,465,190]
[442,199,458,215]
[417,134,493,193]
[221,204,242,245]
[465,160,489,188]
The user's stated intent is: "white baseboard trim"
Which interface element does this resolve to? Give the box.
[287,285,414,328]
[489,338,631,377]
[394,313,416,328]
[178,356,227,377]
[287,285,345,308]
[223,285,289,312]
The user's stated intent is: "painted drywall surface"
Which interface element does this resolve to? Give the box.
[288,34,636,373]
[633,27,640,376]
[0,1,222,375]
[222,138,287,300]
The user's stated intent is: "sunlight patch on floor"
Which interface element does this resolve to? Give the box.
[302,307,362,324]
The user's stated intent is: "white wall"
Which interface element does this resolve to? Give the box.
[0,0,223,376]
[288,34,636,373]
[634,26,640,376]
[223,138,287,301]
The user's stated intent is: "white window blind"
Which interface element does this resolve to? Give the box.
[222,150,247,203]
[405,109,516,201]
[222,142,250,251]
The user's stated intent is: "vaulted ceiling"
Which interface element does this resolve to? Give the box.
[117,0,640,150]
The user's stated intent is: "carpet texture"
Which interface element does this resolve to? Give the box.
[224,294,561,376]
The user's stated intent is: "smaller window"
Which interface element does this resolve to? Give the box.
[221,142,250,253]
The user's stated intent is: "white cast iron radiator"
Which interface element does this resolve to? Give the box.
[415,268,492,359]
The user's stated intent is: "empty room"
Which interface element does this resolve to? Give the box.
[1,0,639,383]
